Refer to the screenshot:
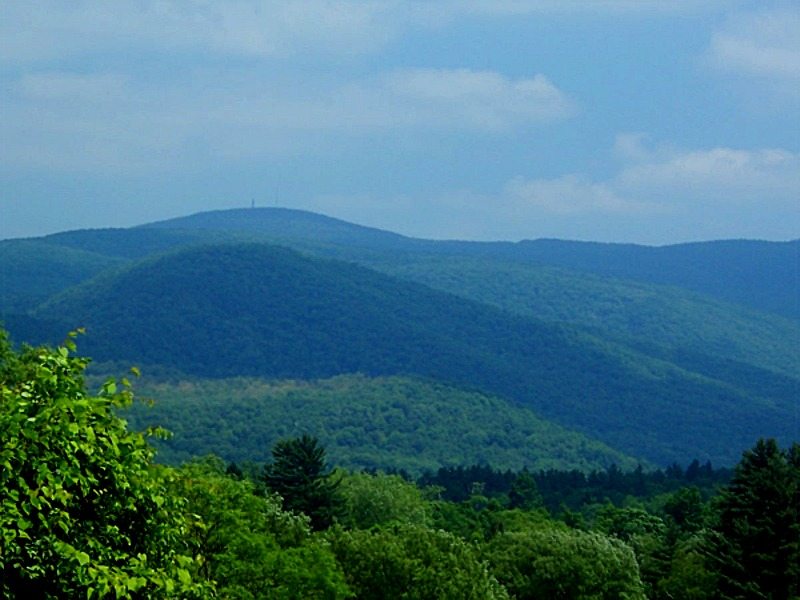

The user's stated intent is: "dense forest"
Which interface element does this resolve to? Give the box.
[1,209,798,597]
[2,209,798,472]
[2,333,798,599]
[121,374,639,474]
[5,241,797,466]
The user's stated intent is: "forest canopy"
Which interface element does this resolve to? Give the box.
[1,331,797,599]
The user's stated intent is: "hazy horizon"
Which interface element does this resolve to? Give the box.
[4,205,799,247]
[2,1,798,243]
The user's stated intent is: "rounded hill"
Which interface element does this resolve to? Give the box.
[36,242,798,466]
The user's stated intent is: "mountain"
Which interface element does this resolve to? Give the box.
[28,242,798,466]
[142,207,413,250]
[141,208,800,320]
[8,208,795,382]
[6,208,797,324]
[0,239,124,313]
[503,238,800,321]
[123,374,640,474]
[361,254,800,378]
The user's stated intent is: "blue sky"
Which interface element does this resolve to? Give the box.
[1,1,798,243]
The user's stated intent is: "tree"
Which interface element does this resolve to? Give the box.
[508,469,543,510]
[663,486,706,535]
[264,434,340,530]
[709,438,799,600]
[175,457,350,599]
[595,504,670,596]
[327,523,509,599]
[0,330,210,598]
[658,534,717,600]
[337,471,430,530]
[485,524,646,600]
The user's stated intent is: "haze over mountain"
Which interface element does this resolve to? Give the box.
[142,209,800,321]
[2,208,797,470]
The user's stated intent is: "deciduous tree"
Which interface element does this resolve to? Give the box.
[0,330,209,598]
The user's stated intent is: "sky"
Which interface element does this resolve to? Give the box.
[1,1,798,244]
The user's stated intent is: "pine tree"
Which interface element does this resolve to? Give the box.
[710,438,800,599]
[263,434,340,530]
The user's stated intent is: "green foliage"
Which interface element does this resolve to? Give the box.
[709,438,800,600]
[429,496,506,543]
[123,374,636,474]
[485,525,646,600]
[28,242,796,465]
[657,535,717,600]
[327,524,509,599]
[508,469,543,510]
[337,472,430,530]
[368,253,800,377]
[0,331,209,598]
[264,435,341,531]
[420,460,730,514]
[594,504,671,597]
[662,486,707,535]
[0,239,123,313]
[174,457,350,599]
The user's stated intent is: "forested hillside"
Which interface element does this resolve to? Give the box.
[363,253,800,377]
[10,207,793,319]
[18,242,797,466]
[0,239,124,313]
[2,333,797,599]
[142,208,800,319]
[2,208,798,471]
[122,374,639,473]
[507,238,800,320]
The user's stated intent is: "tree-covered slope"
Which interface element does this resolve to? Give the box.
[139,208,800,320]
[38,227,216,259]
[492,238,800,321]
[0,239,124,314]
[141,207,413,250]
[13,208,798,321]
[8,217,797,381]
[27,243,798,466]
[362,254,800,378]
[123,374,640,474]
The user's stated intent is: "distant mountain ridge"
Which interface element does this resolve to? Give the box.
[141,208,800,320]
[142,207,413,249]
[2,207,797,469]
[26,242,798,466]
[7,207,796,319]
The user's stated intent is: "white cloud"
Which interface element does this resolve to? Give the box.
[707,7,800,81]
[612,133,800,202]
[501,136,800,217]
[504,175,649,215]
[306,136,800,243]
[0,67,574,171]
[0,1,730,66]
[0,1,392,64]
[616,142,800,205]
[613,132,653,162]
[382,69,575,131]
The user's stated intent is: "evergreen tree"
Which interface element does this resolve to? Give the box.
[709,438,799,599]
[508,469,543,510]
[263,434,340,530]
